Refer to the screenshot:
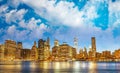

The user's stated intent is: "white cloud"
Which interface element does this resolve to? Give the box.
[7,0,22,8]
[19,17,48,39]
[5,9,27,24]
[0,5,8,13]
[109,0,120,27]
[22,0,99,27]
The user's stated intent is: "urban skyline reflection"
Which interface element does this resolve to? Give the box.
[1,61,120,73]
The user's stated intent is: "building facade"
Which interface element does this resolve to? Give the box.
[38,38,50,61]
[4,40,17,60]
[16,42,23,59]
[21,49,31,60]
[0,44,5,60]
[31,41,38,60]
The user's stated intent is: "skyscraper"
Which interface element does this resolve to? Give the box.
[91,37,96,58]
[31,41,38,60]
[38,38,50,61]
[16,42,23,59]
[0,44,5,60]
[4,40,17,60]
[92,37,96,52]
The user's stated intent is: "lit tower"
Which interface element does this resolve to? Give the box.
[74,37,78,53]
[91,37,96,58]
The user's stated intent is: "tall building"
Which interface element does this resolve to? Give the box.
[38,39,45,60]
[38,38,50,61]
[16,42,23,59]
[4,40,17,60]
[92,37,96,52]
[59,42,76,61]
[31,41,38,60]
[0,44,5,60]
[21,49,31,60]
[91,37,96,58]
[52,40,59,61]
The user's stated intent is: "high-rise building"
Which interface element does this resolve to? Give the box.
[21,49,31,60]
[38,38,50,61]
[38,39,45,60]
[52,40,59,61]
[31,41,38,60]
[59,42,75,61]
[0,44,5,60]
[91,37,96,58]
[92,37,96,52]
[4,40,17,60]
[16,42,23,59]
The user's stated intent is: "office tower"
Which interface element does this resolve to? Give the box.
[4,40,17,60]
[31,41,38,60]
[0,44,5,60]
[92,37,96,52]
[38,38,50,61]
[59,42,73,61]
[52,40,59,61]
[16,42,23,59]
[21,49,31,60]
[91,37,96,58]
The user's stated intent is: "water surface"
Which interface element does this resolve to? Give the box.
[0,61,120,73]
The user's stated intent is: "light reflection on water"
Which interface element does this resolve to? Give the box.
[0,61,120,73]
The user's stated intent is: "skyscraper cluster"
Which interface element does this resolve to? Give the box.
[0,37,120,61]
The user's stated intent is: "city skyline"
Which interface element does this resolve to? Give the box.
[1,37,120,62]
[0,0,120,52]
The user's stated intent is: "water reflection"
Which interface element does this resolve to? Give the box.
[0,61,120,73]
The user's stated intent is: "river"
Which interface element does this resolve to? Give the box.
[0,61,120,73]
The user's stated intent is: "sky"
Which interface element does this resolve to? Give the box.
[0,0,120,52]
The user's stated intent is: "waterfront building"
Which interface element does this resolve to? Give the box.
[88,37,97,61]
[91,37,96,58]
[4,40,17,60]
[78,47,88,60]
[38,37,50,61]
[100,50,112,61]
[59,42,73,61]
[16,42,23,60]
[72,47,77,59]
[31,41,38,60]
[21,49,31,60]
[96,52,101,61]
[113,49,120,61]
[79,49,84,59]
[52,40,59,61]
[0,44,5,60]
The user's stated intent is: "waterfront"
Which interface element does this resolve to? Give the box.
[0,61,120,73]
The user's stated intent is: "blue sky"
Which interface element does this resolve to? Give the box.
[0,0,120,52]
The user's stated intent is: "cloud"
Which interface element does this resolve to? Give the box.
[5,9,27,24]
[22,0,98,27]
[19,17,48,39]
[7,0,21,8]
